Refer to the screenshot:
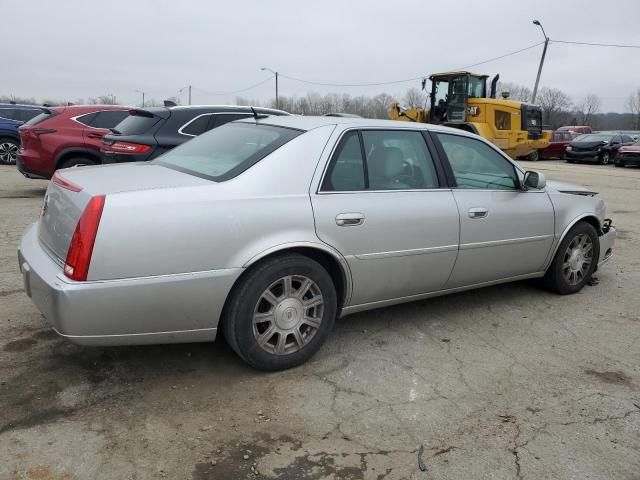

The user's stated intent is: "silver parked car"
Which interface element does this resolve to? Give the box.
[18,116,616,370]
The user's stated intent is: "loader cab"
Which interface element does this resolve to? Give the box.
[429,72,488,124]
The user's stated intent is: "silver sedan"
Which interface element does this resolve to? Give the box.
[18,116,616,370]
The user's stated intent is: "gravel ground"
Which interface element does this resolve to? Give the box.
[0,161,638,480]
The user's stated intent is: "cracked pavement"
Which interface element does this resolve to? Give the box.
[1,161,639,479]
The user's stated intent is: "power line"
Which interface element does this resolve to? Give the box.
[551,39,640,49]
[191,76,275,96]
[278,41,545,87]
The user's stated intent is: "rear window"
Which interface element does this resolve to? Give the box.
[24,110,59,126]
[154,122,302,181]
[113,113,161,135]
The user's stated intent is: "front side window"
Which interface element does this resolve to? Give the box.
[155,122,302,181]
[437,133,519,190]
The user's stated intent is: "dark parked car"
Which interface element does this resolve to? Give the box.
[540,130,576,159]
[0,103,46,164]
[615,139,640,167]
[17,105,131,179]
[565,133,635,165]
[101,105,289,164]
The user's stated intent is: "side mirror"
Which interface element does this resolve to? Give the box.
[523,171,546,190]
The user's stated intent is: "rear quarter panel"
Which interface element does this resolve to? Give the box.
[88,124,337,280]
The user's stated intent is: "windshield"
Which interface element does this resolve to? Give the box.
[154,122,302,181]
[575,134,612,142]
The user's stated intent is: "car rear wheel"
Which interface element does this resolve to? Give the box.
[527,150,539,161]
[599,152,610,165]
[0,138,19,165]
[222,253,337,371]
[59,157,97,170]
[543,222,599,295]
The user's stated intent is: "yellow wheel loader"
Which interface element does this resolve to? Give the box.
[391,71,551,160]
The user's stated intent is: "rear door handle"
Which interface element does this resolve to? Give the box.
[468,207,488,219]
[335,213,365,226]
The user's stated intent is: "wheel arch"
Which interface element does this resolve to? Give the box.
[54,147,101,170]
[239,242,352,311]
[545,214,602,271]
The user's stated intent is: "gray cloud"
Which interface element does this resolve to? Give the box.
[3,0,639,111]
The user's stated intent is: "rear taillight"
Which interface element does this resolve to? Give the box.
[52,172,82,192]
[64,195,106,281]
[110,141,151,154]
[23,128,56,140]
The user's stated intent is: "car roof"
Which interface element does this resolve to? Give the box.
[237,115,467,135]
[0,103,43,109]
[137,105,289,115]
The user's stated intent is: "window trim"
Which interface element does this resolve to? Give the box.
[431,130,525,191]
[70,109,128,129]
[317,127,447,194]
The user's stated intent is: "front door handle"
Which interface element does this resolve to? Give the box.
[468,207,488,219]
[335,213,365,227]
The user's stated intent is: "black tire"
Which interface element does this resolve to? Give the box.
[543,222,600,295]
[58,157,97,169]
[560,153,566,160]
[222,253,337,371]
[527,150,539,162]
[599,152,610,165]
[0,137,20,165]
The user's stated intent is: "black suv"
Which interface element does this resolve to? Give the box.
[101,105,289,163]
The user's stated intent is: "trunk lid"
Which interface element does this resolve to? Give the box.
[38,163,211,262]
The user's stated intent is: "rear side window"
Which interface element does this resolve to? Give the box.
[321,129,439,192]
[437,133,518,190]
[0,109,17,120]
[74,112,97,126]
[113,113,160,135]
[12,109,42,122]
[154,123,302,181]
[91,110,129,129]
[180,115,212,136]
[24,110,59,126]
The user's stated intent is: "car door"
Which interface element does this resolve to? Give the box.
[311,128,460,306]
[434,132,555,288]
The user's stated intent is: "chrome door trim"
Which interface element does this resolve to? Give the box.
[354,244,459,260]
[460,234,554,251]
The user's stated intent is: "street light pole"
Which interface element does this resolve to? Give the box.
[135,90,145,107]
[531,20,549,104]
[261,67,278,109]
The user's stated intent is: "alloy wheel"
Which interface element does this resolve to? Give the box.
[601,152,610,165]
[252,275,324,355]
[562,233,593,286]
[0,141,18,164]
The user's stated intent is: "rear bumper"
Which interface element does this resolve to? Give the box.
[17,156,50,180]
[18,223,242,346]
[101,151,150,164]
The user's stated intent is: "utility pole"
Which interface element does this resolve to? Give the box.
[261,67,279,109]
[531,20,549,104]
[135,90,145,107]
[188,85,192,105]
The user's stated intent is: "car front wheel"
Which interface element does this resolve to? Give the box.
[543,222,600,295]
[0,138,19,165]
[600,152,610,165]
[222,253,337,371]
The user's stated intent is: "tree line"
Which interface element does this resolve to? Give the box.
[3,84,639,131]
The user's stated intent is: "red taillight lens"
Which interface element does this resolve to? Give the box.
[64,195,106,281]
[110,141,151,154]
[52,172,83,192]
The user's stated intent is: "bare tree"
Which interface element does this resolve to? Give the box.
[626,89,640,129]
[537,87,573,128]
[495,82,532,102]
[576,94,601,127]
[403,87,427,109]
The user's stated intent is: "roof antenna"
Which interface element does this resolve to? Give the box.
[251,106,259,120]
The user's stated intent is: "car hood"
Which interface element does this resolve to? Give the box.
[546,180,597,196]
[570,141,607,149]
[618,144,640,153]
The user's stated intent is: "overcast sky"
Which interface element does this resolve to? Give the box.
[3,0,639,111]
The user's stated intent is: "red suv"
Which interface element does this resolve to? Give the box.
[17,105,130,179]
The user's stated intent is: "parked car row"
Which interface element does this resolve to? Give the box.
[14,103,288,179]
[0,103,47,164]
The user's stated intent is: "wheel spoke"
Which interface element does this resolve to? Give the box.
[303,295,323,309]
[292,328,304,348]
[282,276,293,298]
[296,278,313,299]
[275,333,286,354]
[262,289,280,307]
[303,315,322,329]
[257,325,276,347]
[253,311,274,324]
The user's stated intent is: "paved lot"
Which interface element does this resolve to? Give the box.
[0,161,639,480]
